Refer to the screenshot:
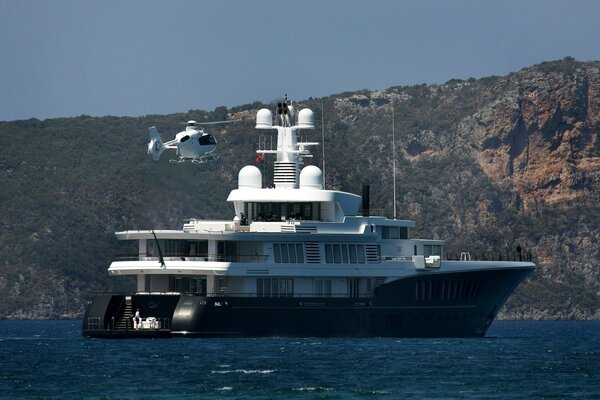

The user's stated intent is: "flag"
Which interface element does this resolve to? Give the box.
[253,153,265,165]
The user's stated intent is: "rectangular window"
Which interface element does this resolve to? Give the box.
[257,278,293,297]
[288,244,297,263]
[274,243,304,263]
[333,244,342,263]
[314,279,332,297]
[281,244,289,263]
[382,226,408,240]
[341,245,349,264]
[296,244,304,263]
[349,245,357,263]
[357,245,365,263]
[325,244,333,263]
[399,227,408,239]
[273,244,281,263]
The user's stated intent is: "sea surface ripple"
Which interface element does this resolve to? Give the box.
[0,320,598,399]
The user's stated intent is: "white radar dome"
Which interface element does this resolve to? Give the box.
[297,108,315,129]
[256,108,273,129]
[238,165,262,189]
[299,165,323,189]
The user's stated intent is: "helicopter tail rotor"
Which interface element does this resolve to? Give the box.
[147,126,165,161]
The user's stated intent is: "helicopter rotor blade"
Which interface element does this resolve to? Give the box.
[187,119,241,126]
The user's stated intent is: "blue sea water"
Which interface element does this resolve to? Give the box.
[0,320,598,399]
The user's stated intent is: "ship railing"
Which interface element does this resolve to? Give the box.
[196,292,375,299]
[445,247,533,262]
[85,317,171,332]
[114,253,269,263]
[358,208,386,217]
[91,292,376,299]
[87,317,104,331]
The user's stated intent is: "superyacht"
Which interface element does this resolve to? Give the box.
[82,99,535,338]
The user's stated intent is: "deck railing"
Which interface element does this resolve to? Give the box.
[445,248,533,262]
[114,253,268,263]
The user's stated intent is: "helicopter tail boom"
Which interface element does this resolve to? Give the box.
[147,126,165,161]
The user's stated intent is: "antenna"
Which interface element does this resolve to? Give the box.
[151,230,166,268]
[321,98,326,189]
[392,98,397,219]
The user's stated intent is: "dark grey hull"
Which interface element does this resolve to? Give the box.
[82,266,533,338]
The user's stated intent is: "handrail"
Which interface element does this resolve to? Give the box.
[94,291,376,299]
[114,253,269,263]
[445,247,533,262]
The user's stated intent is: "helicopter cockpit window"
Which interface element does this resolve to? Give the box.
[199,134,216,145]
[180,135,190,143]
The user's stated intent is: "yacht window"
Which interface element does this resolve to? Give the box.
[274,244,281,263]
[217,241,237,261]
[325,245,333,263]
[295,244,304,263]
[172,276,206,294]
[333,244,342,263]
[424,245,442,257]
[400,227,408,239]
[357,245,365,263]
[257,278,293,297]
[274,243,304,263]
[382,226,409,240]
[341,245,349,264]
[324,244,366,264]
[349,245,357,263]
[246,202,321,222]
[281,244,289,263]
[314,279,332,297]
[288,244,297,263]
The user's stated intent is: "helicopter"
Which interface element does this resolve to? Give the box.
[147,120,233,164]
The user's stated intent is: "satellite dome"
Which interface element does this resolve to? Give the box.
[297,108,315,129]
[238,165,262,189]
[299,165,323,189]
[256,108,273,129]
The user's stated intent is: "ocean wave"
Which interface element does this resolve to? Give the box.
[292,387,334,392]
[211,369,277,375]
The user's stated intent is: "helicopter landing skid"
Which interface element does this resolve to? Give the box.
[192,153,218,164]
[168,153,218,164]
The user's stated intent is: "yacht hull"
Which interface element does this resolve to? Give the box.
[83,266,533,338]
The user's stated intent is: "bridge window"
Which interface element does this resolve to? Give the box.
[381,226,409,240]
[245,202,321,222]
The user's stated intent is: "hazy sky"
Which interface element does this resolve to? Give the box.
[1,0,599,121]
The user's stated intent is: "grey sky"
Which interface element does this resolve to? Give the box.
[1,0,599,121]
